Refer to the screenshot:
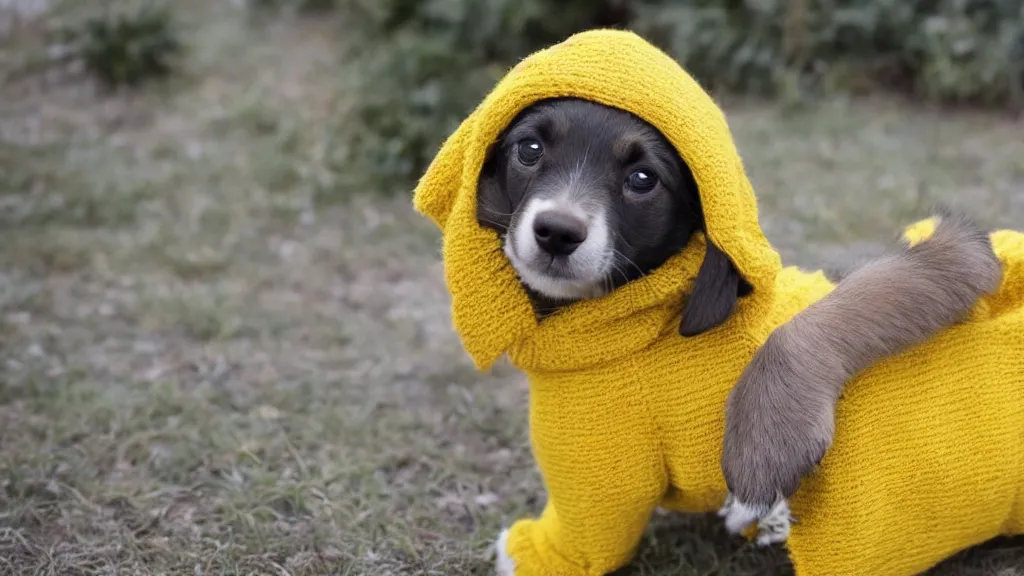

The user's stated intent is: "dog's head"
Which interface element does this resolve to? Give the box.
[476,98,751,335]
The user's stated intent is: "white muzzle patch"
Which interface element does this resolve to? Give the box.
[505,195,610,300]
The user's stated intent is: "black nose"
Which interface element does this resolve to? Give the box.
[533,210,588,256]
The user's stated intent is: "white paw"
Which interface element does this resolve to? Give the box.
[493,528,515,576]
[754,497,794,547]
[718,492,795,546]
[718,492,767,534]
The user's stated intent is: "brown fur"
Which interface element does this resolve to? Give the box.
[721,210,1004,511]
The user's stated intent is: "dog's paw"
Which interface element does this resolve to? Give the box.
[720,408,829,515]
[718,492,795,546]
[493,528,515,576]
[718,492,765,534]
[755,496,795,546]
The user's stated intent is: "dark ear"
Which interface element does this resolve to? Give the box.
[475,143,512,233]
[679,240,752,336]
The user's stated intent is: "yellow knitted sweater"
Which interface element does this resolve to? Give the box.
[413,29,1024,576]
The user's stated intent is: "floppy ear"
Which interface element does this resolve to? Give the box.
[679,240,752,337]
[475,143,512,233]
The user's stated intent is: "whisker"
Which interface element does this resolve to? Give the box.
[601,257,624,285]
[610,263,632,284]
[609,248,645,277]
[478,216,509,229]
[480,205,516,217]
[611,229,637,252]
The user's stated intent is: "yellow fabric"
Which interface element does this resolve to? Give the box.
[413,29,1024,576]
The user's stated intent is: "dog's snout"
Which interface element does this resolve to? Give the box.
[533,210,588,256]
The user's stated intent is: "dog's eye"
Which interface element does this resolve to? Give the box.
[627,169,658,193]
[516,139,544,166]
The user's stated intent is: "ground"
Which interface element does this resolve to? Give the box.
[2,3,1023,575]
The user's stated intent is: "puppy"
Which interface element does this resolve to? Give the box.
[475,98,1002,552]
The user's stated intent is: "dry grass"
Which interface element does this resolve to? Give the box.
[2,2,1024,575]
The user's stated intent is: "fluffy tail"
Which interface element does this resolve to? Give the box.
[825,208,1003,376]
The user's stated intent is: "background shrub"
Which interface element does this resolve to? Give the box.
[343,0,633,188]
[635,0,1024,107]
[53,1,182,88]
[247,0,339,14]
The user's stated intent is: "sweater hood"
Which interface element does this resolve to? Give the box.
[413,29,782,372]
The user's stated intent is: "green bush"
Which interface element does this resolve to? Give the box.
[346,0,1024,194]
[54,1,182,88]
[247,0,339,14]
[634,0,1024,107]
[346,0,633,189]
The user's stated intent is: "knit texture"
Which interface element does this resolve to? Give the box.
[413,29,1024,576]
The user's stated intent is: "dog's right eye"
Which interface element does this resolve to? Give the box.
[516,139,544,166]
[627,169,658,193]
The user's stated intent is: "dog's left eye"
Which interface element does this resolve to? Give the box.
[627,170,658,193]
[516,139,544,166]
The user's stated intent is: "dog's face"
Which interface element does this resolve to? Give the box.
[476,98,750,334]
[476,99,699,302]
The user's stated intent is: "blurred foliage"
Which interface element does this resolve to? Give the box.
[248,0,338,14]
[21,0,1020,191]
[342,0,633,188]
[334,0,1024,193]
[52,1,182,88]
[635,0,1024,107]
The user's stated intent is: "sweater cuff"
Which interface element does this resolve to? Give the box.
[506,518,590,576]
